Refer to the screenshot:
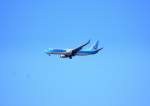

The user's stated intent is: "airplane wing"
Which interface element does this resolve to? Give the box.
[71,40,90,56]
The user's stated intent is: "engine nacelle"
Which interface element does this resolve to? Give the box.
[66,49,73,53]
[60,55,68,58]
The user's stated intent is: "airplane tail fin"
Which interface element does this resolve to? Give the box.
[89,40,99,50]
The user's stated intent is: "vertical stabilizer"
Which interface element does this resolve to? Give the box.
[89,40,99,50]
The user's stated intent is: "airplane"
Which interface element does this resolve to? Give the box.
[44,40,103,59]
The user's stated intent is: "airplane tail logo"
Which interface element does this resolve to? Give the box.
[90,40,99,50]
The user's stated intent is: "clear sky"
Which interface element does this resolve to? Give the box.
[0,0,150,106]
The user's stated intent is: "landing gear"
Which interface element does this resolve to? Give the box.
[69,56,72,59]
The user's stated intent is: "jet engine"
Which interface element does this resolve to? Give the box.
[60,55,68,58]
[66,49,73,54]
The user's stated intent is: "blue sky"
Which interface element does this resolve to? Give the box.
[0,0,150,106]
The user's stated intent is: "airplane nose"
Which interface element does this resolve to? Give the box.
[44,49,51,56]
[44,49,48,54]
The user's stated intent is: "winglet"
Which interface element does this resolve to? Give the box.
[87,40,90,44]
[82,40,90,47]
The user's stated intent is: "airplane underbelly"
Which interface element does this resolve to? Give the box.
[49,52,66,55]
[76,53,90,56]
